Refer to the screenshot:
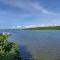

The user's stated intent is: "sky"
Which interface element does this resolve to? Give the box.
[0,0,60,28]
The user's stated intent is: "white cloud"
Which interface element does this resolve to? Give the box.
[9,26,22,29]
[31,2,57,15]
[0,0,57,16]
[16,26,22,28]
[24,24,46,28]
[25,25,36,28]
[40,24,45,27]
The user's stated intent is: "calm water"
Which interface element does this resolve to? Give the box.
[0,29,60,60]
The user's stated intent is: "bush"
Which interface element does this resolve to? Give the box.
[0,33,21,60]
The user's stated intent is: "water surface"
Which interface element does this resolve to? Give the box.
[0,30,60,60]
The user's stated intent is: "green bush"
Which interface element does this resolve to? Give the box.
[0,33,21,60]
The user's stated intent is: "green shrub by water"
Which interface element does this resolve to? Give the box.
[0,33,21,60]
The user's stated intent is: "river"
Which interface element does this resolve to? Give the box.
[0,29,60,60]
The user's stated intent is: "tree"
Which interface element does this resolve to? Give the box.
[0,33,21,60]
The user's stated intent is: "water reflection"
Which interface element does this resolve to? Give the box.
[19,45,34,60]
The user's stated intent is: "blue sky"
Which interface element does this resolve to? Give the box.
[0,0,60,28]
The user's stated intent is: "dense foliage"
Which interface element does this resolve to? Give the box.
[0,33,21,60]
[22,26,60,30]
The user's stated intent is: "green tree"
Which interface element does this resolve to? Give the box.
[0,33,21,60]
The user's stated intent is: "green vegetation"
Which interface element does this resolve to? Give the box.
[22,26,60,30]
[0,33,21,60]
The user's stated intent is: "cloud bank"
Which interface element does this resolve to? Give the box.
[0,0,57,16]
[0,0,59,29]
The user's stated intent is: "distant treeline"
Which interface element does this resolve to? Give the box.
[22,26,60,30]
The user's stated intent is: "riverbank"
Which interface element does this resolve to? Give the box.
[21,26,60,30]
